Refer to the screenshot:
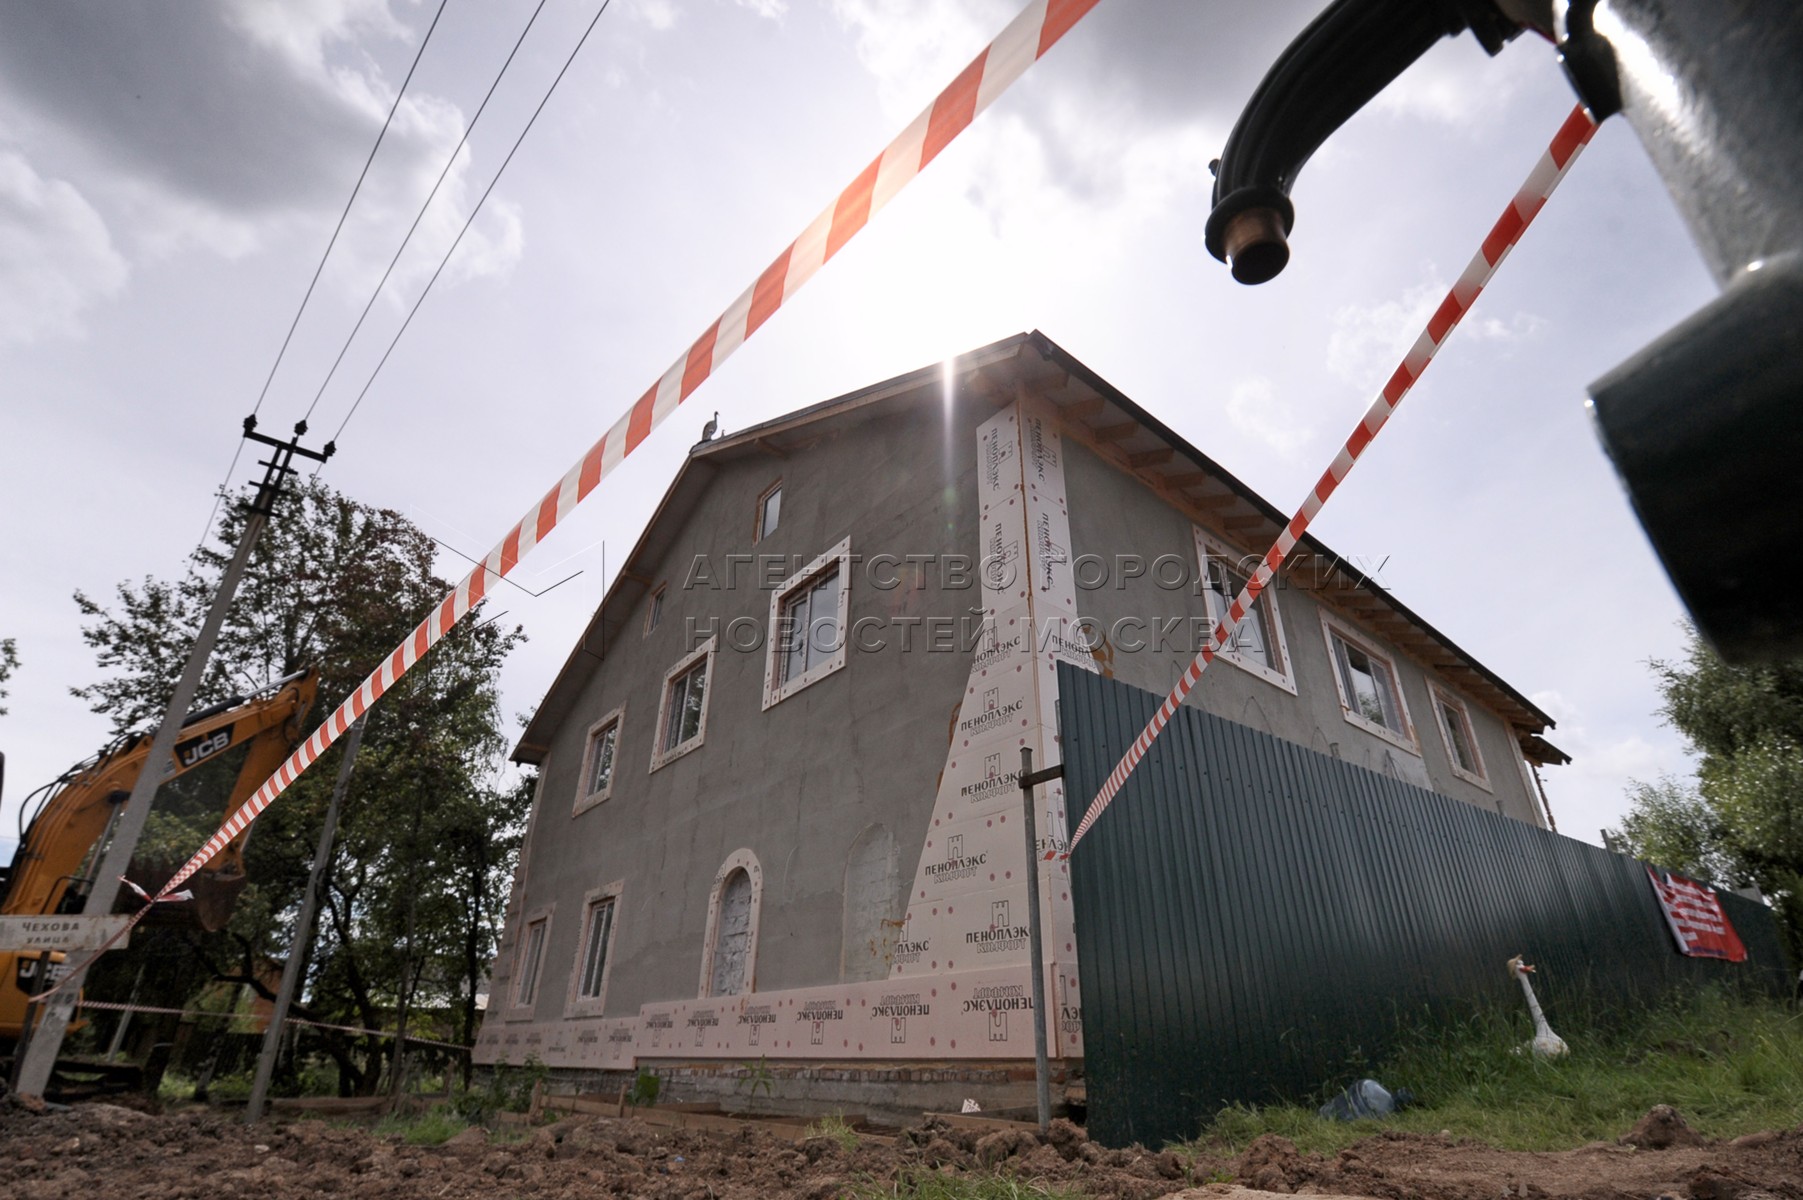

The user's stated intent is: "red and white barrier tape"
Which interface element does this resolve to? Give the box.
[122,877,192,904]
[148,0,1101,901]
[73,998,470,1051]
[1066,104,1599,855]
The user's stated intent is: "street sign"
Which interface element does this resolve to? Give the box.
[0,915,132,954]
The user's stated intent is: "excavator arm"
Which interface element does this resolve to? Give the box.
[2,669,318,1041]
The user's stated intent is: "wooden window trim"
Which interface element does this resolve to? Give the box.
[1430,685,1492,791]
[754,479,783,544]
[573,705,626,816]
[697,849,763,998]
[506,905,554,1018]
[643,584,666,637]
[565,880,625,1017]
[761,536,852,710]
[1319,612,1420,755]
[1193,527,1296,694]
[650,637,716,772]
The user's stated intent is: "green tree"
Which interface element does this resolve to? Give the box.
[1609,628,1803,960]
[0,636,17,715]
[73,477,530,1093]
[1613,775,1741,886]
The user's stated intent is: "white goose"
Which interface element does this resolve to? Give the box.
[1508,955,1568,1058]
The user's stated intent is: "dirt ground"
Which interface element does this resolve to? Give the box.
[3,1100,1800,1200]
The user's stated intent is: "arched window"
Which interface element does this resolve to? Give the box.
[699,850,762,997]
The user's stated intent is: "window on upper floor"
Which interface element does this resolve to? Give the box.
[1431,686,1490,789]
[645,584,665,635]
[1322,615,1418,752]
[756,480,782,542]
[652,638,715,769]
[573,706,624,815]
[763,538,852,709]
[1195,529,1294,692]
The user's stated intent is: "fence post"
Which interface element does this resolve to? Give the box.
[1017,746,1057,1136]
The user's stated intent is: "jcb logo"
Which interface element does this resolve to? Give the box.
[174,728,233,769]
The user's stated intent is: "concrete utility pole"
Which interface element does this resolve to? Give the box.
[245,715,365,1123]
[1017,746,1059,1136]
[13,418,332,1099]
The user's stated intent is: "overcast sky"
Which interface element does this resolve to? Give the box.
[0,0,1718,861]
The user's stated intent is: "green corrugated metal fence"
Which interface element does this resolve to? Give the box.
[1057,664,1791,1149]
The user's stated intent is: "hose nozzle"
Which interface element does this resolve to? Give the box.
[1221,206,1291,285]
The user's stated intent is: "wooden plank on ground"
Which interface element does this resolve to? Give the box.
[923,1111,1040,1135]
[538,1093,895,1145]
[543,1092,623,1117]
[270,1095,390,1115]
[633,1107,814,1140]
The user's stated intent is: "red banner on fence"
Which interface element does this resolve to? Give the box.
[1647,866,1748,962]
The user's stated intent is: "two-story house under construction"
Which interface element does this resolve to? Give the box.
[473,331,1567,1115]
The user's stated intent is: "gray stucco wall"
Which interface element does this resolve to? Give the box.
[496,398,993,1023]
[1058,436,1542,825]
[493,395,1548,1028]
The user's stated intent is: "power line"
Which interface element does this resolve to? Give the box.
[249,0,451,420]
[190,443,245,562]
[325,0,615,448]
[193,0,451,560]
[300,0,552,425]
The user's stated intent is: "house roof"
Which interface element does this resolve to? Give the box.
[514,331,1561,765]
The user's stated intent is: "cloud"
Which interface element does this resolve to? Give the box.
[1369,30,1546,129]
[829,0,1002,117]
[1325,272,1547,390]
[221,0,408,73]
[1224,375,1315,460]
[0,2,380,217]
[1325,277,1444,390]
[732,0,788,19]
[1529,688,1695,843]
[631,0,680,32]
[826,0,1275,233]
[0,151,128,345]
[0,1,522,291]
[1468,312,1548,341]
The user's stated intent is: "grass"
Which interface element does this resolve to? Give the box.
[849,1171,1087,1200]
[370,1103,475,1146]
[805,1112,862,1151]
[1189,987,1803,1155]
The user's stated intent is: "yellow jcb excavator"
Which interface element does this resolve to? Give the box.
[1,668,318,1044]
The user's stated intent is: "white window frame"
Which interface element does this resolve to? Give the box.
[1193,528,1295,694]
[697,849,763,998]
[762,537,852,710]
[1430,685,1492,790]
[755,479,782,543]
[508,906,553,1017]
[572,705,625,816]
[565,880,624,1017]
[651,636,716,771]
[1319,612,1419,754]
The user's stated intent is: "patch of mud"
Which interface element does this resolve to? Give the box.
[3,1102,1801,1199]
